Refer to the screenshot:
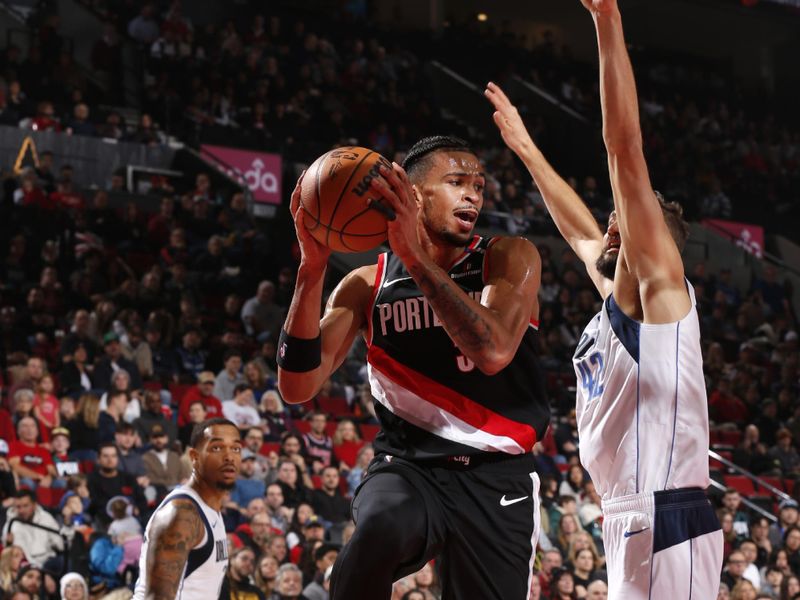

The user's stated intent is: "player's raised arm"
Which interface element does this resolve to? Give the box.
[584,0,688,317]
[277,175,374,404]
[144,499,205,600]
[484,82,610,298]
[370,163,541,376]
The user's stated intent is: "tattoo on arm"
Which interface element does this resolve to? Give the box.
[409,264,494,352]
[146,499,204,600]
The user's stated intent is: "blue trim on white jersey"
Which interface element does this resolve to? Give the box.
[606,294,641,363]
[664,322,681,489]
[652,488,721,553]
[635,363,641,494]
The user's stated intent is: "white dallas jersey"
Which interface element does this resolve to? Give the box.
[572,282,709,499]
[133,485,228,600]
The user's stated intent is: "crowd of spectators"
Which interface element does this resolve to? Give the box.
[0,2,798,600]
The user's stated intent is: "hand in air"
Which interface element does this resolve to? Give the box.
[289,170,331,268]
[579,0,617,13]
[484,82,537,159]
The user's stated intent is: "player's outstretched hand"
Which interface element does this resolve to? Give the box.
[369,162,422,262]
[290,170,331,269]
[484,82,537,160]
[579,0,617,14]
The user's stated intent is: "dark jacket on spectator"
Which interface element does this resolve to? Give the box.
[94,356,142,391]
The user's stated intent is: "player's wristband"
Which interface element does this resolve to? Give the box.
[277,328,321,372]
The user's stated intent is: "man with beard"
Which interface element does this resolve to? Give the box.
[87,443,146,526]
[484,1,721,596]
[133,418,241,600]
[218,546,264,600]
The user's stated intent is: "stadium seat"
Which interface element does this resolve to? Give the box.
[758,476,784,493]
[718,431,742,446]
[294,421,311,434]
[311,475,323,489]
[143,381,162,392]
[316,396,350,416]
[724,474,755,496]
[168,384,193,404]
[36,486,65,509]
[360,424,380,442]
[259,442,281,456]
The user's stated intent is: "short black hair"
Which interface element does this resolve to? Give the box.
[224,349,243,362]
[15,489,36,503]
[116,422,135,434]
[401,135,473,181]
[98,441,117,455]
[190,417,238,448]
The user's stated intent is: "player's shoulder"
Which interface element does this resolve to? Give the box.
[149,495,204,542]
[487,236,541,265]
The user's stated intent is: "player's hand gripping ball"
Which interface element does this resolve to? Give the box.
[299,147,393,253]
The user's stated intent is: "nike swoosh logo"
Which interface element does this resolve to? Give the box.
[624,527,649,538]
[500,495,529,507]
[212,520,218,528]
[383,276,412,288]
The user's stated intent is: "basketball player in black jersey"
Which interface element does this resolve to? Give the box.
[278,136,549,599]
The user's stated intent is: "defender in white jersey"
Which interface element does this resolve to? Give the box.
[485,1,723,597]
[133,418,240,600]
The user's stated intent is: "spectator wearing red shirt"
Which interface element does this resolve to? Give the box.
[29,101,61,132]
[33,374,59,433]
[709,378,749,425]
[49,179,85,213]
[177,371,223,427]
[332,419,363,470]
[8,416,57,490]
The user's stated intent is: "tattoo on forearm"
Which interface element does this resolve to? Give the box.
[147,500,203,600]
[410,265,494,352]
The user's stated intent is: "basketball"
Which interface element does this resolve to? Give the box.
[300,146,392,253]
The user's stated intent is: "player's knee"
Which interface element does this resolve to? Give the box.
[353,495,425,553]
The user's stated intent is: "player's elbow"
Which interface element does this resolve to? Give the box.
[277,372,316,404]
[602,130,643,158]
[474,349,514,376]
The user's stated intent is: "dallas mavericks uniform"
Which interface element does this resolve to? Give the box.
[133,486,228,600]
[573,283,722,599]
[357,235,550,599]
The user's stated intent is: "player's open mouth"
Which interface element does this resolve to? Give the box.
[221,467,238,474]
[454,209,478,230]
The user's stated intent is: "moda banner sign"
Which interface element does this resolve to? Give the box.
[201,145,282,205]
[703,218,764,258]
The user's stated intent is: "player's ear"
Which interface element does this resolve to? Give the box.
[189,447,198,469]
[412,184,423,207]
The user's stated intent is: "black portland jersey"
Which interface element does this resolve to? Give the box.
[365,235,549,459]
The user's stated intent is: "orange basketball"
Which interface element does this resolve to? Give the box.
[300,147,392,253]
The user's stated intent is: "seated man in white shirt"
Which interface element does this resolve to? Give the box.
[222,384,261,430]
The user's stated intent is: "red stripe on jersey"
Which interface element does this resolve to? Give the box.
[366,253,386,347]
[367,344,537,451]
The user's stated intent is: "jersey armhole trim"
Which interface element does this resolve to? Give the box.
[365,253,387,347]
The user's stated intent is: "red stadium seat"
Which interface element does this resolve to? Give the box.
[143,381,162,392]
[316,396,350,416]
[558,463,570,473]
[294,421,311,434]
[311,475,323,489]
[360,424,380,442]
[36,487,65,509]
[168,384,193,404]
[709,450,733,472]
[724,475,755,496]
[758,476,784,493]
[259,442,281,456]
